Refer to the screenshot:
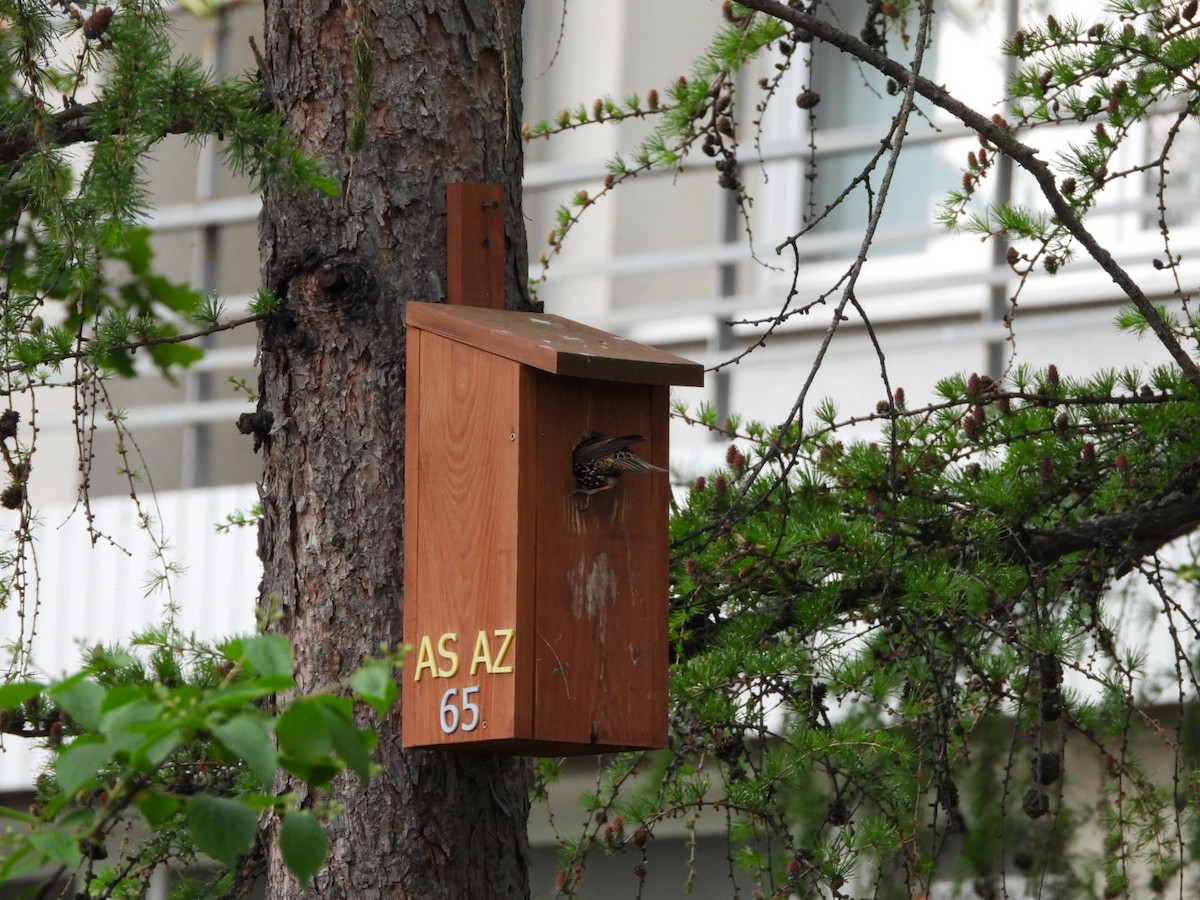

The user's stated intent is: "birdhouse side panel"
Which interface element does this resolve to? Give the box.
[532,376,670,750]
[402,330,527,748]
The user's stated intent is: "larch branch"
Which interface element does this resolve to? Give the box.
[739,0,1200,392]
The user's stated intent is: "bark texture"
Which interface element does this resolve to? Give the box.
[255,1,530,896]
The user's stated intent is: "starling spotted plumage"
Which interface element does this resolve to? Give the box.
[572,434,666,508]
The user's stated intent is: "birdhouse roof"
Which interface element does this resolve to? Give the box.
[406,303,705,386]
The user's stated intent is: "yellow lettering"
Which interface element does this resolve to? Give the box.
[420,629,513,679]
[437,632,460,678]
[413,635,436,682]
[492,628,514,674]
[470,630,493,675]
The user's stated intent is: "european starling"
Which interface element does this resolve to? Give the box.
[572,434,666,508]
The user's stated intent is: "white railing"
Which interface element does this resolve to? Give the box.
[72,105,1200,470]
[0,486,259,791]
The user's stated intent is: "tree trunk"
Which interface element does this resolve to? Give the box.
[255,1,530,896]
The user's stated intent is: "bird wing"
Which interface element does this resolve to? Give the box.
[572,434,645,463]
[605,451,667,474]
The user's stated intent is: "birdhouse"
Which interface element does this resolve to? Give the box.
[402,302,704,754]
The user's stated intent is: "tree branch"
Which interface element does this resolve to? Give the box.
[0,101,196,170]
[1012,482,1200,575]
[1,312,264,376]
[739,0,1200,392]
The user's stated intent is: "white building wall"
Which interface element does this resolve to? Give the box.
[0,486,259,792]
[25,0,1189,500]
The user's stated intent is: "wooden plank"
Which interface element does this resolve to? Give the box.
[406,303,705,387]
[511,365,538,739]
[402,334,524,747]
[447,183,506,309]
[401,323,424,733]
[530,374,669,750]
[420,736,654,755]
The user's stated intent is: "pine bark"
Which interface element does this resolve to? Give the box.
[254,1,530,896]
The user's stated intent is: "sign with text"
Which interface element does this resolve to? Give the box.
[411,628,514,737]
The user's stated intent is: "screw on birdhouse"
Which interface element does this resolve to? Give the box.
[571,434,666,510]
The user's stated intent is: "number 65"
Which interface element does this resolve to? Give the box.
[439,685,481,734]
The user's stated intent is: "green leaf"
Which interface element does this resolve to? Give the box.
[143,273,202,314]
[212,714,277,785]
[93,690,181,769]
[276,698,332,760]
[201,676,293,709]
[50,677,107,732]
[350,660,397,719]
[148,340,205,371]
[232,634,294,678]
[98,683,150,713]
[136,729,183,770]
[55,736,112,795]
[0,680,45,710]
[319,700,373,781]
[98,697,164,752]
[0,806,37,824]
[280,811,329,886]
[116,226,153,275]
[187,794,258,867]
[0,844,39,882]
[276,697,372,786]
[138,791,181,827]
[27,828,83,870]
[279,758,342,787]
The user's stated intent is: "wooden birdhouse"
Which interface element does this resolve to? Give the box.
[402,302,704,754]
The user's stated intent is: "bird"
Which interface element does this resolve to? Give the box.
[571,434,666,508]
